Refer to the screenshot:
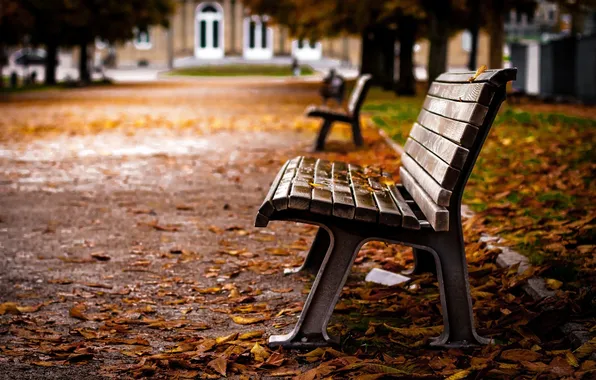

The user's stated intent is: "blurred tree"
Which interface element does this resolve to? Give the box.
[556,0,596,35]
[245,0,428,95]
[19,0,175,84]
[0,0,34,87]
[486,0,537,69]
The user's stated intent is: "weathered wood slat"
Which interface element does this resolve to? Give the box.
[367,177,402,227]
[427,82,494,105]
[258,159,291,217]
[400,167,449,231]
[417,108,478,148]
[331,162,355,219]
[387,184,420,229]
[310,159,334,215]
[401,154,452,206]
[409,123,469,169]
[348,165,378,223]
[272,157,302,211]
[404,138,460,190]
[289,157,317,210]
[423,95,489,127]
[434,68,517,86]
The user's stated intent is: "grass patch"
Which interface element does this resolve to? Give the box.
[168,64,314,77]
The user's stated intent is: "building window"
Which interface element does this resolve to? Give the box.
[243,15,273,59]
[195,2,224,59]
[133,27,152,50]
[292,39,322,61]
[461,30,472,52]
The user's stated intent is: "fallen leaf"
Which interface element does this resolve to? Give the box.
[231,315,268,325]
[208,356,227,376]
[250,342,270,362]
[90,251,111,261]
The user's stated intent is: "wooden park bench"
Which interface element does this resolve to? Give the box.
[255,68,517,349]
[306,74,372,151]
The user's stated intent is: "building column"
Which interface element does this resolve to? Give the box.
[230,0,236,54]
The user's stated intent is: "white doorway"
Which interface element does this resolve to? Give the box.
[292,39,322,61]
[195,2,224,59]
[243,15,273,60]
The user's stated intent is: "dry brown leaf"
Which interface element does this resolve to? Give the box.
[500,349,542,363]
[69,303,88,320]
[90,251,111,261]
[208,356,227,376]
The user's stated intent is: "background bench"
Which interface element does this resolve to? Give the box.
[257,68,517,349]
[306,74,372,151]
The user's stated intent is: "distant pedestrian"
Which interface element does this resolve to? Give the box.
[291,58,300,76]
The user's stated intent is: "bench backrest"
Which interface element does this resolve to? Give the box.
[347,74,372,116]
[400,68,517,231]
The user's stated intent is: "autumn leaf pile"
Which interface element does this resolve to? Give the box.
[0,81,594,379]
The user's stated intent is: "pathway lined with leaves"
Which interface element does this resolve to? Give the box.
[0,82,594,379]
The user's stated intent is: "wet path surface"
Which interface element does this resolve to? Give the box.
[0,80,380,378]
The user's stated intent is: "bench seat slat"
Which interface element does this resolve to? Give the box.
[417,109,478,148]
[427,82,494,105]
[272,157,302,211]
[348,165,378,223]
[401,154,452,206]
[387,184,420,229]
[311,159,334,215]
[367,177,402,227]
[404,138,460,190]
[400,167,449,231]
[410,123,469,169]
[258,159,291,217]
[423,95,489,127]
[289,157,317,210]
[332,162,355,219]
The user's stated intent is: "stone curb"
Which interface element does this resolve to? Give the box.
[376,127,591,351]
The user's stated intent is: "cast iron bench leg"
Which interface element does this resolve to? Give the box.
[269,225,365,348]
[284,228,330,275]
[351,120,364,147]
[403,248,437,275]
[314,119,333,151]
[430,234,491,348]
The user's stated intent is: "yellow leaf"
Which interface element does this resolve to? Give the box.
[309,182,325,188]
[468,65,487,82]
[239,330,265,340]
[250,342,270,362]
[502,138,512,146]
[545,278,563,290]
[215,333,238,345]
[0,302,21,315]
[447,370,471,380]
[230,315,267,325]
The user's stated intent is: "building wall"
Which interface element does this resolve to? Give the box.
[106,0,490,70]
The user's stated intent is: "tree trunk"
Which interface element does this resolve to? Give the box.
[45,42,58,85]
[468,0,480,71]
[428,4,450,85]
[396,16,417,96]
[489,0,505,69]
[360,26,395,89]
[0,42,4,89]
[79,40,90,83]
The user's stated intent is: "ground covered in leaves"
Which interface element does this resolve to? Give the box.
[366,93,595,288]
[0,80,594,379]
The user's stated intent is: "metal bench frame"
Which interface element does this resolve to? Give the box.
[307,74,372,151]
[257,68,517,349]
